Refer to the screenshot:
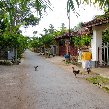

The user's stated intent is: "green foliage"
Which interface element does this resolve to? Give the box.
[0,0,50,30]
[102,29,109,43]
[0,1,30,60]
[41,34,54,47]
[74,36,81,47]
[1,0,108,29]
[67,0,109,15]
[0,32,28,59]
[40,24,69,48]
[81,35,91,46]
[86,75,109,93]
[48,24,55,33]
[28,37,43,48]
[60,23,67,31]
[74,35,91,48]
[28,24,68,50]
[24,15,40,26]
[86,75,109,84]
[102,87,109,93]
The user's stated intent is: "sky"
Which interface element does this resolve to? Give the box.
[20,0,104,37]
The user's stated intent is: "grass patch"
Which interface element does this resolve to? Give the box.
[86,76,109,84]
[86,76,109,93]
[65,61,71,64]
[102,87,109,93]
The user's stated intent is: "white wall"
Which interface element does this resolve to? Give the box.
[91,27,102,62]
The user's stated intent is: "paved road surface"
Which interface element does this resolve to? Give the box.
[0,50,109,109]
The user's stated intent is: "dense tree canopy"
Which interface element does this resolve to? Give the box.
[28,23,69,49]
[0,0,48,28]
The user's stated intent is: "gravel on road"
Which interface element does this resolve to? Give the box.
[0,50,109,109]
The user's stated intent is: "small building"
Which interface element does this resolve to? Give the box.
[55,32,78,56]
[82,17,109,67]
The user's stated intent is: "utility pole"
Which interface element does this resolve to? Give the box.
[68,10,71,38]
[68,9,71,57]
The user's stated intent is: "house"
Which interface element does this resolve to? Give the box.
[82,17,109,67]
[54,15,109,68]
[55,32,78,57]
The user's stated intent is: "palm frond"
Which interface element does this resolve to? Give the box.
[67,0,80,17]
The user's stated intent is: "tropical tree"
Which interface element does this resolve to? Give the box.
[48,24,55,33]
[1,0,108,28]
[43,28,48,34]
[0,32,28,59]
[41,34,54,48]
[28,37,43,51]
[28,23,68,51]
[60,23,67,34]
[33,31,38,36]
[29,37,39,48]
[0,0,49,61]
[0,0,45,29]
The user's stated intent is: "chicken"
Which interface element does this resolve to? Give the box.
[72,67,80,77]
[87,68,91,74]
[34,66,38,71]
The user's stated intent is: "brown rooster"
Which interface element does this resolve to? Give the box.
[72,67,80,77]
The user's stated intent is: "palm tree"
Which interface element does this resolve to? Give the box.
[38,0,109,14]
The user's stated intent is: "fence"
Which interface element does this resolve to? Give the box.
[98,42,109,66]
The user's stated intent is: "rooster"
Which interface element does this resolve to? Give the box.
[87,68,91,74]
[72,67,80,77]
[34,66,38,71]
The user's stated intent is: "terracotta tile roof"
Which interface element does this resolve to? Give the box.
[82,17,109,27]
[55,27,91,40]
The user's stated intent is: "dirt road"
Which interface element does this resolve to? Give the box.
[0,50,109,109]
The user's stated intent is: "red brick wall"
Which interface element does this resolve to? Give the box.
[59,46,66,56]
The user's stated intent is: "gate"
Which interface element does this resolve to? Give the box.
[98,42,109,66]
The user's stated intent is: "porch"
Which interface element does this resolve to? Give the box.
[82,17,109,68]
